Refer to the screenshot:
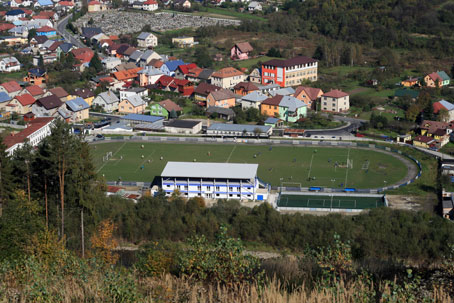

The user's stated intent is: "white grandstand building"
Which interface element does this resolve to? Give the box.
[160,161,269,201]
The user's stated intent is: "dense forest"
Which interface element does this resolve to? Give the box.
[233,0,454,58]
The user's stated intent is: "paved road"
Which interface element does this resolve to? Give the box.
[304,115,365,137]
[56,14,86,49]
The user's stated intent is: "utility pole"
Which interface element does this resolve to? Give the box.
[81,208,85,258]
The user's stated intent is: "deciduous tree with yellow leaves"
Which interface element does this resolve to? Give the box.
[90,219,119,266]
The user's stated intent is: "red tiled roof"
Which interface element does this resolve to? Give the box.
[2,117,53,149]
[113,67,142,81]
[0,23,15,31]
[413,135,435,144]
[262,95,283,106]
[25,85,44,96]
[234,42,253,53]
[211,67,244,79]
[156,75,174,87]
[15,93,35,106]
[295,86,322,101]
[58,1,74,5]
[88,0,101,4]
[427,72,441,82]
[322,89,348,98]
[1,80,21,93]
[107,185,124,193]
[194,82,220,96]
[178,63,198,75]
[148,59,164,68]
[233,81,258,91]
[49,87,68,98]
[433,102,445,114]
[36,26,56,33]
[159,99,182,112]
[71,47,94,63]
[32,15,51,20]
[144,0,158,4]
[48,41,62,52]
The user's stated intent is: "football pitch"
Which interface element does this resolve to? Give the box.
[91,142,410,189]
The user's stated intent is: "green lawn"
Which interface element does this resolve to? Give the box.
[0,71,26,83]
[92,142,409,189]
[235,56,280,70]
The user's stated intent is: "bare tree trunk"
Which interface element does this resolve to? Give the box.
[81,208,85,258]
[26,162,30,203]
[58,156,66,239]
[44,177,48,229]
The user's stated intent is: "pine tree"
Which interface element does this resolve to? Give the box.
[39,120,79,239]
[89,52,103,73]
[11,143,35,202]
[0,141,13,208]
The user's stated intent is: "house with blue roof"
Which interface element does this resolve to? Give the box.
[161,59,184,76]
[264,117,283,127]
[0,92,12,111]
[5,9,26,22]
[34,0,53,8]
[66,97,89,122]
[56,43,74,58]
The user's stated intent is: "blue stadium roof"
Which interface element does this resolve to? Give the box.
[121,114,164,123]
[164,60,185,72]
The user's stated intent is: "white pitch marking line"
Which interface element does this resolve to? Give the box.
[226,145,237,163]
[96,142,126,173]
[307,153,315,179]
[344,148,351,187]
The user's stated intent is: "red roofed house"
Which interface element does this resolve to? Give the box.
[413,135,436,149]
[320,89,349,113]
[233,81,258,96]
[231,42,253,60]
[6,93,36,114]
[71,47,94,65]
[3,117,54,156]
[155,75,175,90]
[175,63,198,79]
[143,0,158,11]
[294,86,323,110]
[0,23,15,31]
[210,67,246,89]
[193,82,220,104]
[112,67,142,83]
[169,78,194,96]
[25,84,45,98]
[88,0,108,12]
[0,80,22,97]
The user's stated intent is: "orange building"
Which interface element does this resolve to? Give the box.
[23,68,48,86]
[206,89,236,108]
[260,95,281,117]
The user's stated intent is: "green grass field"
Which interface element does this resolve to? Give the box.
[92,142,410,189]
[278,194,385,209]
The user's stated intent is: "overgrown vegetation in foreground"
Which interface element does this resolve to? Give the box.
[1,120,454,301]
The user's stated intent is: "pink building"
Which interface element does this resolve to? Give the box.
[230,42,253,61]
